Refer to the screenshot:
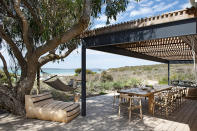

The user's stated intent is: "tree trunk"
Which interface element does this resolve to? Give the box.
[0,85,25,115]
[0,60,37,116]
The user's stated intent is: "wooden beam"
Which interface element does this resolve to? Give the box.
[90,46,169,63]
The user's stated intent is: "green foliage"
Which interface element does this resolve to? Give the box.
[113,81,123,90]
[74,68,95,75]
[0,70,14,84]
[171,73,195,81]
[125,78,142,86]
[100,71,113,82]
[91,0,129,24]
[2,0,132,55]
[99,91,107,95]
[159,77,168,85]
[100,82,114,90]
[75,68,82,74]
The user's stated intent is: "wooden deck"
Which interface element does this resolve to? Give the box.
[152,99,197,131]
[0,94,197,131]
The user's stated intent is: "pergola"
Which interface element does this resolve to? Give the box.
[80,8,197,116]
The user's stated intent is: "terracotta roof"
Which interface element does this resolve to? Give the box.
[81,8,196,38]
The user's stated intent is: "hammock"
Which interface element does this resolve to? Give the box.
[43,75,78,92]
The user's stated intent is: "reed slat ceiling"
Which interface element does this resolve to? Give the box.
[115,35,196,61]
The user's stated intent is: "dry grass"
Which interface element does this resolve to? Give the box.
[32,64,195,101]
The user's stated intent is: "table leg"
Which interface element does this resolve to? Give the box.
[148,94,154,114]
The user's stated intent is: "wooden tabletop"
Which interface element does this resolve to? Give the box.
[117,86,172,97]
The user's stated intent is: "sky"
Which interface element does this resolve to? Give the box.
[0,0,192,69]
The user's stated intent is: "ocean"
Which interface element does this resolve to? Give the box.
[41,68,103,76]
[1,68,104,76]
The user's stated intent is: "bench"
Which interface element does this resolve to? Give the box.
[25,92,80,123]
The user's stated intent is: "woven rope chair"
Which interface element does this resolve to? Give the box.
[153,91,176,118]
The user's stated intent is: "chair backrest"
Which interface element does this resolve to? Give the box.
[119,94,142,105]
[120,94,131,99]
[31,92,53,103]
[25,92,53,108]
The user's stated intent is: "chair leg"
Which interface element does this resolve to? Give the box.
[152,104,155,116]
[129,109,131,122]
[113,96,116,107]
[165,107,168,118]
[118,105,120,117]
[140,108,143,119]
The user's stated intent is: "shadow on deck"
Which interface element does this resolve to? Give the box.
[0,94,196,131]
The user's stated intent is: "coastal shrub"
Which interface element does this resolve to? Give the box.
[126,78,142,87]
[184,73,195,81]
[100,82,114,90]
[171,73,195,81]
[159,77,168,85]
[142,66,153,71]
[113,81,124,90]
[100,71,113,82]
[99,91,107,95]
[74,68,95,75]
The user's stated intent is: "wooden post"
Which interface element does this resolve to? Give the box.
[37,67,40,94]
[148,94,154,114]
[168,63,170,85]
[81,44,86,116]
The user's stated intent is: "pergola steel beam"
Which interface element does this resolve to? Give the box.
[90,46,169,63]
[84,18,197,48]
[169,60,194,64]
[81,44,86,116]
[168,63,170,85]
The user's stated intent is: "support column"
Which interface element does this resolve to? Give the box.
[81,44,86,116]
[168,62,170,85]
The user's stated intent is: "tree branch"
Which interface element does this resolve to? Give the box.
[35,0,91,57]
[0,52,13,88]
[13,0,33,52]
[21,0,44,34]
[0,0,17,19]
[38,47,75,67]
[0,25,26,71]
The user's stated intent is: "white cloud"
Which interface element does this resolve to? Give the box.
[130,7,153,17]
[153,1,179,12]
[130,1,180,17]
[181,2,191,9]
[140,1,154,7]
[93,24,106,28]
[127,4,135,11]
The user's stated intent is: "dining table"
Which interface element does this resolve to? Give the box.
[117,86,172,114]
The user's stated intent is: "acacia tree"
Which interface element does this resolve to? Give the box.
[0,0,135,115]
